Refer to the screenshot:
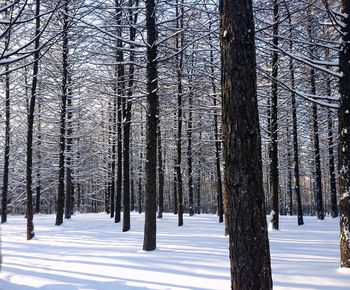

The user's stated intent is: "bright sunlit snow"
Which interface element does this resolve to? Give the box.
[1,213,349,290]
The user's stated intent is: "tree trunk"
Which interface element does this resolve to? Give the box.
[114,0,124,223]
[143,0,158,251]
[27,0,42,239]
[56,0,70,226]
[338,0,350,268]
[123,98,131,231]
[220,0,273,288]
[176,0,184,227]
[1,65,10,224]
[308,13,324,221]
[270,0,279,230]
[287,6,304,225]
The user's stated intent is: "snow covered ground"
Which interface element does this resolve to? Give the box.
[0,212,349,290]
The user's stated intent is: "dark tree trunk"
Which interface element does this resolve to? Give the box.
[143,0,158,251]
[287,7,304,225]
[176,0,184,227]
[121,2,131,233]
[122,0,139,230]
[114,0,124,223]
[270,0,279,230]
[56,0,70,226]
[27,0,41,239]
[1,65,10,224]
[338,0,350,268]
[123,99,131,231]
[220,0,273,288]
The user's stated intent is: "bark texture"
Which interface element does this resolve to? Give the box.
[143,0,158,251]
[220,0,273,288]
[270,0,279,230]
[339,0,350,268]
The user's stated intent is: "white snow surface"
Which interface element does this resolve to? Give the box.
[1,213,349,290]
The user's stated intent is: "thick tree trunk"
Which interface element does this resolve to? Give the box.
[338,0,350,268]
[270,0,280,230]
[143,0,158,251]
[220,0,273,288]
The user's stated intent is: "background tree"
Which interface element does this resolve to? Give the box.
[26,0,42,240]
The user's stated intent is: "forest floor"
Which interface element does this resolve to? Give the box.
[0,212,349,290]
